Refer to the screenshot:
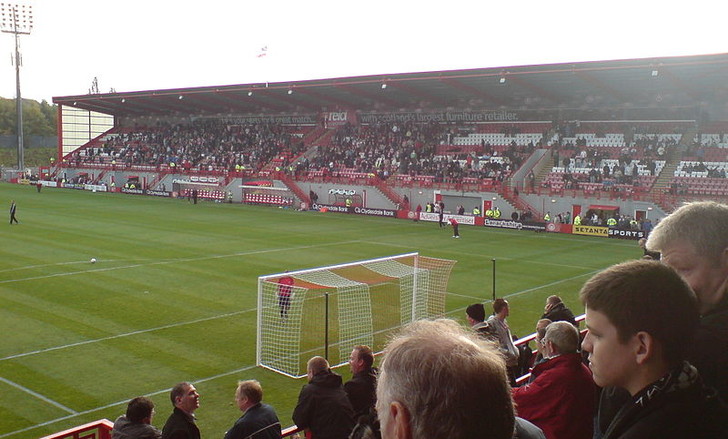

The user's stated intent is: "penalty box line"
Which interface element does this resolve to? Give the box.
[0,240,360,285]
[1,240,360,361]
[0,376,77,415]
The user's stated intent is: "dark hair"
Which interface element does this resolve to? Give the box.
[580,260,699,366]
[466,303,486,322]
[126,396,154,423]
[170,382,191,405]
[546,295,562,305]
[354,345,375,368]
[492,298,509,314]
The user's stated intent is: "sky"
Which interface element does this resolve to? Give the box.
[0,0,725,103]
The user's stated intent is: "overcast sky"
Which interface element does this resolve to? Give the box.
[0,0,724,103]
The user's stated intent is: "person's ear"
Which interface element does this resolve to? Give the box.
[389,401,412,439]
[633,331,655,365]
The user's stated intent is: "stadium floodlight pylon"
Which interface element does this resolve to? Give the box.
[256,252,457,378]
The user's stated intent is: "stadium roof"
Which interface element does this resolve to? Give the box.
[52,53,728,119]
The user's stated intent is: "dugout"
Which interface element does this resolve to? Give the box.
[585,204,619,224]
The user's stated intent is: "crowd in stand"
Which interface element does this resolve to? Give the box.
[68,120,304,173]
[61,118,728,202]
[290,121,525,184]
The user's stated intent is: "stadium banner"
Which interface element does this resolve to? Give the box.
[120,187,171,197]
[608,228,645,240]
[322,110,357,127]
[484,218,524,230]
[482,218,548,232]
[358,110,519,124]
[572,225,609,237]
[311,203,397,218]
[522,221,548,232]
[220,114,318,125]
[62,183,86,190]
[84,184,108,192]
[419,212,476,225]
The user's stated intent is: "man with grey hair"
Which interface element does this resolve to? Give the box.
[646,200,728,401]
[512,321,595,439]
[376,318,541,439]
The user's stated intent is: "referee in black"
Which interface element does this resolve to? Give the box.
[10,200,19,224]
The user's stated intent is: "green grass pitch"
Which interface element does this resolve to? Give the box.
[0,182,639,438]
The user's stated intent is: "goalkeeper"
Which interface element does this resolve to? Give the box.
[277,273,295,319]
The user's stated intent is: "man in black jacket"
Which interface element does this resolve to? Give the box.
[540,295,577,327]
[344,345,378,419]
[224,380,281,439]
[161,382,201,439]
[293,356,355,439]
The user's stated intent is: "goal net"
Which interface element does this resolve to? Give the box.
[256,252,457,378]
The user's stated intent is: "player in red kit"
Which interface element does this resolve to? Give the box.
[277,273,295,319]
[449,217,459,238]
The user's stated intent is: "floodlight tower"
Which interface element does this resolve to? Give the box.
[0,2,33,172]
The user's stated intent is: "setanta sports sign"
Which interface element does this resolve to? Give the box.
[572,225,609,237]
[608,228,646,239]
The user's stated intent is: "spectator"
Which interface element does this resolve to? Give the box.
[161,382,200,439]
[466,303,495,341]
[646,201,728,401]
[512,321,596,439]
[529,318,553,370]
[637,237,660,260]
[224,380,281,439]
[540,295,577,327]
[344,345,378,419]
[487,298,520,384]
[375,318,544,439]
[112,396,161,439]
[581,260,728,439]
[292,356,355,439]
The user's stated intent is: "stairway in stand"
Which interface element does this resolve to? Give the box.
[500,183,539,217]
[374,179,406,209]
[279,173,310,206]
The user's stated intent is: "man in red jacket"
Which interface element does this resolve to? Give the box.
[512,321,595,439]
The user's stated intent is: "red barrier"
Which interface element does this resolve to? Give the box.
[39,419,114,439]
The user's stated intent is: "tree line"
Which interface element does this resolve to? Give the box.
[0,97,57,136]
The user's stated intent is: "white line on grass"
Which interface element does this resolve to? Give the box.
[0,241,359,285]
[359,239,603,271]
[1,241,358,361]
[0,308,256,362]
[0,376,78,415]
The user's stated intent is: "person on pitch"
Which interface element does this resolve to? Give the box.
[277,272,295,319]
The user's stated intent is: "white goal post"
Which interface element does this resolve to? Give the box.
[256,252,457,378]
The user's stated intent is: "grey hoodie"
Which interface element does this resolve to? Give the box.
[112,415,162,439]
